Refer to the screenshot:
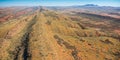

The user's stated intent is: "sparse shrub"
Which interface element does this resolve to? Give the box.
[79,38,85,42]
[88,43,92,46]
[25,19,28,22]
[104,39,113,44]
[113,51,120,56]
[54,35,63,46]
[100,39,113,45]
[54,35,75,49]
[46,20,51,25]
[77,23,86,29]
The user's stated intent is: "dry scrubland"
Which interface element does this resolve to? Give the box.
[0,7,120,60]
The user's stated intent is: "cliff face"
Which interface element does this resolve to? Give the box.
[0,7,120,60]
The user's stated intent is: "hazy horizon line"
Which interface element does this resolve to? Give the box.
[0,4,120,7]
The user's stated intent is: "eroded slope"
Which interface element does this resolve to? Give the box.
[0,7,120,60]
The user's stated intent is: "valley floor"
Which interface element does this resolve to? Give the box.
[0,8,120,60]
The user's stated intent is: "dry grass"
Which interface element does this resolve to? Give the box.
[0,8,120,60]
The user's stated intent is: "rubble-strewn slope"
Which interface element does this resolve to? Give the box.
[0,7,120,60]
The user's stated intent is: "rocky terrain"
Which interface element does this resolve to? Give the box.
[0,6,120,60]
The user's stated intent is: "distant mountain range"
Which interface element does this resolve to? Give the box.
[83,4,99,7]
[72,4,120,7]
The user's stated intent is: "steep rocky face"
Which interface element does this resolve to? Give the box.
[0,7,120,60]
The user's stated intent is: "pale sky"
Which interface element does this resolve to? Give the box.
[0,0,120,7]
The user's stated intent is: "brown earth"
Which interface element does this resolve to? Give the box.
[0,7,120,60]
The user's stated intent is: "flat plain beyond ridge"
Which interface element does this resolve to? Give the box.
[0,6,120,60]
